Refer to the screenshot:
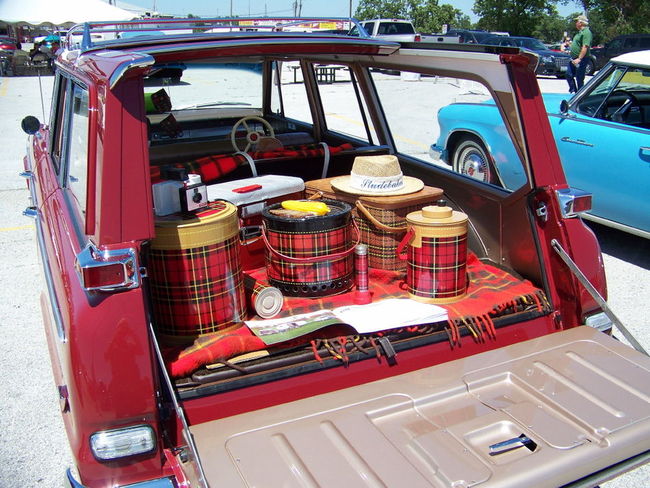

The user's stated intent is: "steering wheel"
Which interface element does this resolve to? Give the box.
[609,89,640,124]
[230,116,275,152]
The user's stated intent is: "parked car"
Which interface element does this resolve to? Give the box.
[483,35,572,77]
[439,28,495,44]
[352,18,422,42]
[591,33,650,71]
[21,17,650,488]
[0,36,17,75]
[548,40,597,76]
[430,50,650,239]
[0,35,17,54]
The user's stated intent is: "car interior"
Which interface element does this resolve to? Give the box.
[576,65,650,128]
[137,53,556,396]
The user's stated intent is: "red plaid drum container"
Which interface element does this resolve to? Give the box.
[262,199,356,297]
[397,201,468,304]
[148,201,246,341]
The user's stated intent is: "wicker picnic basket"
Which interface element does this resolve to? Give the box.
[305,178,443,271]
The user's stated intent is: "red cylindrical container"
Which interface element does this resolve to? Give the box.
[147,201,246,342]
[262,199,356,297]
[397,201,468,303]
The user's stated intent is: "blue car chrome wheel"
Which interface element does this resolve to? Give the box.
[452,137,496,184]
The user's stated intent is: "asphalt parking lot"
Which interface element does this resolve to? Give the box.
[0,72,648,487]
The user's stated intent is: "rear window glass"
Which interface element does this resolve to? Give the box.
[147,61,264,111]
[377,22,415,35]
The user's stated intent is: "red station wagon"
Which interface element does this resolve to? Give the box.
[20,17,650,488]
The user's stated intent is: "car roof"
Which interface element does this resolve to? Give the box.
[612,49,650,66]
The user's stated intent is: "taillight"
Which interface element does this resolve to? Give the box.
[75,244,140,291]
[80,262,126,289]
[90,425,156,461]
[414,33,421,42]
[555,188,592,218]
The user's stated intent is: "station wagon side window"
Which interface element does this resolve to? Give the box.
[315,64,378,144]
[271,62,314,127]
[371,69,528,190]
[66,84,89,216]
[50,74,69,174]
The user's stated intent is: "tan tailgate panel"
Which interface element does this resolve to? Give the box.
[190,327,650,487]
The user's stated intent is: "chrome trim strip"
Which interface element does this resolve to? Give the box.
[559,136,594,147]
[36,210,66,341]
[581,212,650,240]
[549,113,650,136]
[22,142,67,342]
[140,37,399,57]
[108,54,155,90]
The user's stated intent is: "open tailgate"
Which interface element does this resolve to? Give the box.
[190,326,650,487]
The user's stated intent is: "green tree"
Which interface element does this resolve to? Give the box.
[473,0,557,36]
[531,8,567,42]
[561,0,650,43]
[355,0,409,20]
[355,0,469,33]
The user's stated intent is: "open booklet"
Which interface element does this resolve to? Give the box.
[245,298,448,345]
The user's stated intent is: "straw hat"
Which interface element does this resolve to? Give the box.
[330,155,424,196]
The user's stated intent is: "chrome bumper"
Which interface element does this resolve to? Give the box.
[428,143,446,161]
[65,468,175,488]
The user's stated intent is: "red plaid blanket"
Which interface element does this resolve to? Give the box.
[151,143,353,184]
[165,254,548,377]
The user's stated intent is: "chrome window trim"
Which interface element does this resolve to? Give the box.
[23,158,67,342]
[108,53,155,89]
[549,112,650,135]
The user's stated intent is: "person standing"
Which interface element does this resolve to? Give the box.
[566,14,592,94]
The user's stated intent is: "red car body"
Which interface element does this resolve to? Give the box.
[20,18,650,488]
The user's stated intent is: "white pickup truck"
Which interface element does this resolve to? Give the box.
[357,18,422,42]
[354,19,460,44]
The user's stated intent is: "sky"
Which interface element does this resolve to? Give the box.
[116,0,582,24]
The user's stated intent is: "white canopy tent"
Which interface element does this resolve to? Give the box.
[0,0,136,25]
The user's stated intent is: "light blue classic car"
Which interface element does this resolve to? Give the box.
[430,50,650,238]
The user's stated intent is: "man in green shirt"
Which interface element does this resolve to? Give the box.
[566,14,593,93]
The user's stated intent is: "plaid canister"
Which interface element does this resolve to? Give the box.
[397,202,468,304]
[262,199,356,297]
[147,201,246,341]
[243,274,284,319]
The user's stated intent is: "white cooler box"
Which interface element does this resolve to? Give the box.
[207,175,305,221]
[207,175,305,270]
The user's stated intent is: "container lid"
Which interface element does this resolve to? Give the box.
[152,201,239,250]
[406,200,468,226]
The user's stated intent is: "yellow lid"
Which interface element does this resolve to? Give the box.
[152,201,239,250]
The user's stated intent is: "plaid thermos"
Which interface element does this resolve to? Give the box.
[147,201,246,341]
[397,200,468,303]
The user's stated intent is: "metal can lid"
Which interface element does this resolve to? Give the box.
[255,287,284,319]
[354,244,368,255]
